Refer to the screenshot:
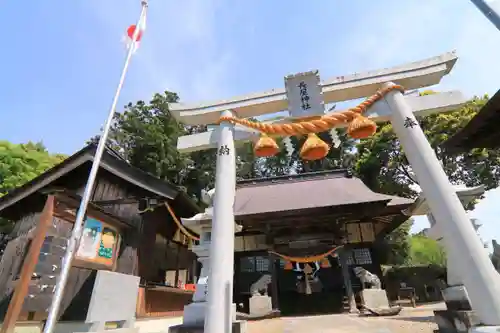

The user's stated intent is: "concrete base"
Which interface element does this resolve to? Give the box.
[182,302,237,327]
[442,285,472,311]
[249,295,272,317]
[168,320,247,333]
[470,326,500,333]
[183,303,206,327]
[360,289,390,309]
[434,310,480,333]
[74,328,138,333]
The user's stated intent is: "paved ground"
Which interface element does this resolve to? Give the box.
[248,303,445,333]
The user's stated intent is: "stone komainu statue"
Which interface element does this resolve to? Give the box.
[250,274,272,296]
[353,266,382,289]
[492,239,500,273]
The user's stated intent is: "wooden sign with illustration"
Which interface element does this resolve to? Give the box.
[76,218,119,267]
[96,227,117,265]
[77,218,102,259]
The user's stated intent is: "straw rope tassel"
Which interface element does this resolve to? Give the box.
[218,85,404,160]
[254,133,280,157]
[300,133,330,160]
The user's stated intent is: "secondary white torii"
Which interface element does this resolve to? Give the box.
[171,51,500,333]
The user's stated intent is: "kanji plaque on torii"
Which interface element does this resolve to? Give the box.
[170,52,500,332]
[285,71,324,118]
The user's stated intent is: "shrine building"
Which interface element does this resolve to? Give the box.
[231,169,414,316]
[444,88,500,151]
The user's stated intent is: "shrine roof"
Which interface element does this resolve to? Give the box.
[0,144,200,221]
[443,89,500,152]
[234,170,414,218]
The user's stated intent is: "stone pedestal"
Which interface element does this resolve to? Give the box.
[249,295,272,317]
[183,303,237,327]
[85,271,140,331]
[169,321,247,333]
[470,326,500,333]
[434,310,480,333]
[433,285,478,333]
[360,289,390,309]
[182,245,210,326]
[171,192,243,332]
[442,285,472,312]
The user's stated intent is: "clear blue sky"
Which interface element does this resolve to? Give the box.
[1,0,500,245]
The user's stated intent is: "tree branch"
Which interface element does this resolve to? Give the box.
[398,162,418,185]
[394,149,417,185]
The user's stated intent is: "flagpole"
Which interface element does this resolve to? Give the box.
[42,2,148,333]
[470,0,500,31]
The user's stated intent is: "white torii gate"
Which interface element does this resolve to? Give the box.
[172,51,500,333]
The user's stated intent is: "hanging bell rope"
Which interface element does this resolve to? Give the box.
[269,245,343,263]
[218,85,404,160]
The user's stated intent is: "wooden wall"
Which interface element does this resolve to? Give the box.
[138,207,197,286]
[0,169,198,322]
[87,171,144,228]
[0,190,142,322]
[136,288,192,318]
[0,213,40,319]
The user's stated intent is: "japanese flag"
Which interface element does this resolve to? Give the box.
[124,11,147,53]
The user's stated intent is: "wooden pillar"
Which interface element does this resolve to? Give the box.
[138,211,158,283]
[1,195,54,333]
[338,247,358,313]
[269,254,279,310]
[191,253,198,283]
[164,238,170,285]
[174,243,181,288]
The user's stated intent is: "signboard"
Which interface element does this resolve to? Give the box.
[77,218,102,259]
[284,70,325,118]
[76,218,119,266]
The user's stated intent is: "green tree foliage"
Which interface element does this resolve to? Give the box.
[409,235,447,266]
[0,141,66,196]
[354,94,494,209]
[89,92,219,202]
[0,141,66,234]
[352,94,493,264]
[376,219,413,265]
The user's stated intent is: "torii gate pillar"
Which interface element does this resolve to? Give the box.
[204,110,237,333]
[384,82,500,326]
